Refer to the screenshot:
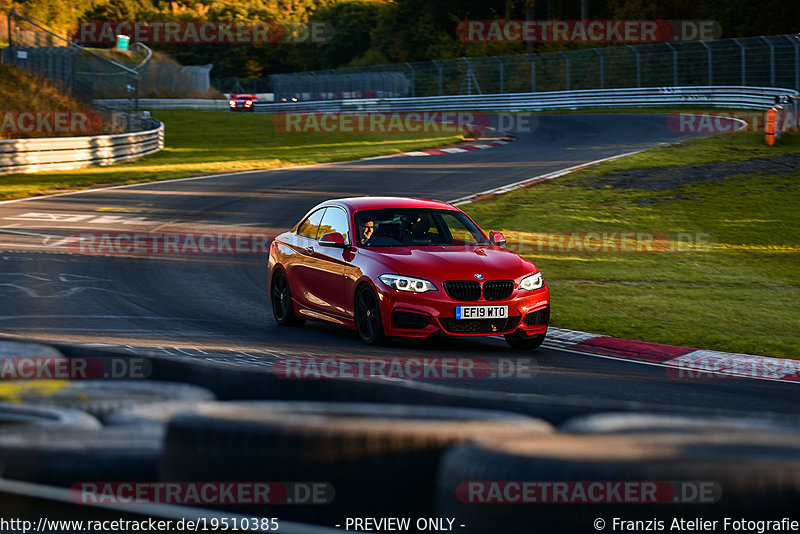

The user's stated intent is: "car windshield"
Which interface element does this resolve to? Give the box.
[355,208,489,247]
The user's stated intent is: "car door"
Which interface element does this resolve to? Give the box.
[302,206,352,319]
[288,207,326,311]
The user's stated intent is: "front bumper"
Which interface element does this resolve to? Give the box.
[375,284,549,339]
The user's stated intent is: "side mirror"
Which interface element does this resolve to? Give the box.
[489,231,506,247]
[319,232,346,248]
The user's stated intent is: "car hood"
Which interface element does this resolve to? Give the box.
[360,246,538,281]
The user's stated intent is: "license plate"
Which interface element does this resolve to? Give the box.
[455,305,508,319]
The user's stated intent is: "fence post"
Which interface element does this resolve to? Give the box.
[593,48,604,89]
[559,51,570,91]
[493,56,504,93]
[405,62,415,97]
[782,34,799,91]
[732,37,746,85]
[526,53,536,92]
[760,36,775,87]
[628,45,641,87]
[432,59,442,96]
[665,42,678,86]
[700,40,713,85]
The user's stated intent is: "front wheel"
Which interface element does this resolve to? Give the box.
[504,332,546,350]
[354,285,386,345]
[270,269,305,326]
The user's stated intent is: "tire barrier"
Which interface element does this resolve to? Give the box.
[560,411,800,435]
[0,402,101,431]
[50,342,798,425]
[0,340,65,359]
[0,426,164,487]
[160,402,552,525]
[436,432,800,532]
[0,379,215,422]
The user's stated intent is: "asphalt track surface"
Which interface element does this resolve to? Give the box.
[1,113,797,415]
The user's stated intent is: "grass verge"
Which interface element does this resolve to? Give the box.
[463,132,800,358]
[0,110,463,201]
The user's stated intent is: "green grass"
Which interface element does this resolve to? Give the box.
[0,110,463,200]
[463,132,800,358]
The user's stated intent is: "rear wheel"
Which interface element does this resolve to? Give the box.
[355,285,385,345]
[270,269,305,326]
[504,332,546,350]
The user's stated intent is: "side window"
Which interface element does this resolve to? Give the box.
[317,207,350,245]
[296,208,326,239]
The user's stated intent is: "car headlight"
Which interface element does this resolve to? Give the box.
[379,274,437,293]
[519,272,544,291]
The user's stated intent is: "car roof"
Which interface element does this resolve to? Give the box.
[326,197,457,212]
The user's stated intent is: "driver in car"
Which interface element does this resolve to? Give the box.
[359,220,374,244]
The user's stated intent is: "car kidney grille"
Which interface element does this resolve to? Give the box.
[443,281,481,301]
[483,280,514,301]
[440,317,520,334]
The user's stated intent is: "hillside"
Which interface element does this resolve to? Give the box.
[0,63,95,139]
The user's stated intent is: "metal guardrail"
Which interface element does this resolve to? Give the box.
[254,85,800,113]
[0,122,165,175]
[95,99,228,110]
[95,86,800,113]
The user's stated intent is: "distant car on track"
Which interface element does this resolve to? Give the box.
[267,197,550,349]
[228,93,257,111]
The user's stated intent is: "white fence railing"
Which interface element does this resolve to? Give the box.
[0,122,165,175]
[254,86,799,113]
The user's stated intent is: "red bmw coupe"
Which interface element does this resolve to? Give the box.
[267,197,550,349]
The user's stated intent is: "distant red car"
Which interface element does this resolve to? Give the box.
[228,93,257,111]
[267,197,550,349]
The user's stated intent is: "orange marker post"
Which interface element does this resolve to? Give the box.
[765,107,777,146]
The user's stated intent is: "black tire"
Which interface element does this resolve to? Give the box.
[104,400,215,427]
[0,426,163,486]
[161,401,552,525]
[0,340,64,359]
[504,332,546,350]
[271,269,305,326]
[437,433,800,532]
[0,402,101,431]
[354,285,385,344]
[560,412,800,435]
[3,380,215,422]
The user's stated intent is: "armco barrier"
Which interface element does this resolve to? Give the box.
[94,98,229,110]
[254,85,799,113]
[0,121,164,175]
[94,86,799,113]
